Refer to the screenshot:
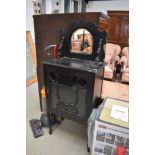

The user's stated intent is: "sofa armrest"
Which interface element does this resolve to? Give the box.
[111,55,120,70]
[120,56,128,71]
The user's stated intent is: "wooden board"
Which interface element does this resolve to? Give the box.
[26,31,37,86]
[102,80,129,101]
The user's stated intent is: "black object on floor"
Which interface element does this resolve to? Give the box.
[29,119,44,138]
[87,144,90,152]
[40,113,61,127]
[40,113,62,135]
[49,113,62,135]
[40,113,50,127]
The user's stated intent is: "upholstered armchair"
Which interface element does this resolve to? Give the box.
[104,43,121,80]
[120,47,129,83]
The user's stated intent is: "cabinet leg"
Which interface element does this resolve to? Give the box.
[87,144,90,152]
[49,125,52,135]
[61,117,64,121]
[48,114,53,135]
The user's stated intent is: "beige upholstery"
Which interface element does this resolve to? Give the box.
[120,47,129,83]
[122,47,129,57]
[120,56,128,70]
[104,64,114,79]
[104,43,121,64]
[104,43,121,80]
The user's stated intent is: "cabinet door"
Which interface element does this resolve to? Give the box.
[120,16,129,43]
[107,16,122,42]
[107,11,129,48]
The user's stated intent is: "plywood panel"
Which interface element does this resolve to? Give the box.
[26,31,37,86]
[102,80,129,101]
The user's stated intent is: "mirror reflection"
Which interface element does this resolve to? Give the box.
[70,28,93,55]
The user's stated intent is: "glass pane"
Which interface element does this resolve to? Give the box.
[64,0,70,13]
[73,1,78,13]
[26,39,36,81]
[82,1,86,12]
[70,28,93,55]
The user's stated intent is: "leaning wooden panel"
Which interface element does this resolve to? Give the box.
[26,31,37,66]
[26,76,37,87]
[26,31,37,86]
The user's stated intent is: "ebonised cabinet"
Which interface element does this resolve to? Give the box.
[33,12,109,111]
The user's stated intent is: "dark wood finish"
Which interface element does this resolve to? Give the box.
[107,11,129,49]
[98,17,109,32]
[33,12,109,111]
[43,58,104,124]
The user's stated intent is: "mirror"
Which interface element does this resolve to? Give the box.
[70,28,93,55]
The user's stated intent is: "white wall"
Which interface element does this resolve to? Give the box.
[46,0,52,14]
[46,0,64,14]
[51,0,64,13]
[26,0,35,40]
[26,0,129,40]
[86,0,129,14]
[26,0,65,41]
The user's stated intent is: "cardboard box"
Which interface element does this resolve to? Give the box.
[91,98,129,155]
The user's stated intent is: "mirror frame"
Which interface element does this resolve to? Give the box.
[63,20,107,60]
